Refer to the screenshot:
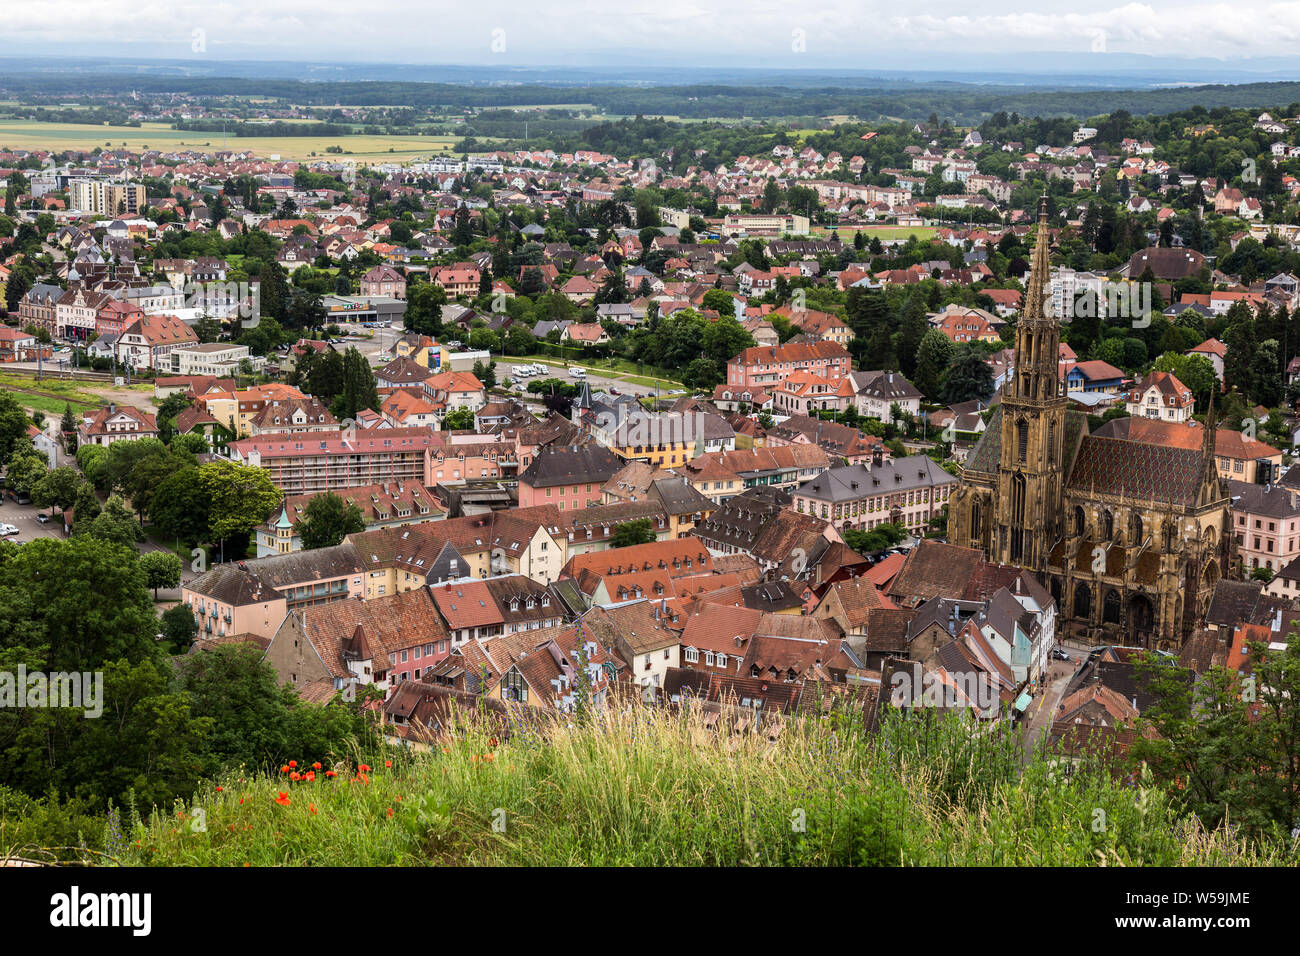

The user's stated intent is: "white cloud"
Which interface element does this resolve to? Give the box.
[2,1,1300,63]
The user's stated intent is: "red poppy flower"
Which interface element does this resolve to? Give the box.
[386,807,394,818]
[280,765,291,774]
[289,771,300,781]
[288,760,298,769]
[312,762,322,771]
[309,804,318,815]
[304,771,315,782]
[275,792,291,806]
[358,772,370,785]
[358,764,371,773]
[325,770,337,778]
[215,786,223,792]
[384,760,392,768]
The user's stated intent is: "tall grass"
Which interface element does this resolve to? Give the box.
[107,706,1290,867]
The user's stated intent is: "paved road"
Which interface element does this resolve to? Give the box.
[0,499,192,602]
[1021,656,1080,761]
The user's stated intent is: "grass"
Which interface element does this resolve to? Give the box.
[817,225,940,241]
[0,119,464,163]
[94,706,1290,867]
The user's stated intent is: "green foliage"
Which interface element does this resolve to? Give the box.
[0,535,159,672]
[442,407,476,431]
[159,602,198,653]
[940,343,996,405]
[298,492,366,551]
[177,644,369,779]
[118,707,1287,867]
[138,550,183,598]
[1132,637,1300,842]
[610,518,656,548]
[196,459,282,544]
[0,390,32,467]
[842,522,909,555]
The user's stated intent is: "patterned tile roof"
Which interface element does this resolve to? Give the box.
[1065,435,1204,506]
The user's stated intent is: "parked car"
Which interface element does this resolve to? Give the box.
[0,524,19,536]
[1051,649,1071,662]
[35,513,50,524]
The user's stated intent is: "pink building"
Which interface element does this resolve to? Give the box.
[726,340,850,388]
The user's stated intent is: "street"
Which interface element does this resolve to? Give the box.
[1020,655,1079,761]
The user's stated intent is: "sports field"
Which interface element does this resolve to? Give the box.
[0,119,462,162]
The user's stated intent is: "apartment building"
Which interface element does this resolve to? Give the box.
[68,179,146,217]
[170,342,266,378]
[518,444,626,511]
[725,340,851,388]
[792,455,957,536]
[256,480,443,557]
[228,427,439,496]
[1229,480,1300,576]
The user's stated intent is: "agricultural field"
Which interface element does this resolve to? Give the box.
[0,119,463,162]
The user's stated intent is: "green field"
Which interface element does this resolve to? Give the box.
[816,225,939,242]
[0,120,463,163]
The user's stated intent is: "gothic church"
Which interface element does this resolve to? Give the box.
[948,197,1230,649]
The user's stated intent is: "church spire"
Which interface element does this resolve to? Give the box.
[1021,194,1054,327]
[1201,388,1219,492]
[1008,194,1062,404]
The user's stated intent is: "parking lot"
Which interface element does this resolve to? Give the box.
[0,499,64,543]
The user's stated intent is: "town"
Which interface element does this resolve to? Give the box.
[0,68,1298,872]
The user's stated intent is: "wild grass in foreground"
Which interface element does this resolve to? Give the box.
[87,706,1294,867]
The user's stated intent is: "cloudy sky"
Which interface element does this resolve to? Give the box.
[5,1,1300,67]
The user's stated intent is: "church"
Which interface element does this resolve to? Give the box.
[947,197,1230,650]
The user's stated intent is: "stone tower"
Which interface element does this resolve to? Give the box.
[993,195,1069,569]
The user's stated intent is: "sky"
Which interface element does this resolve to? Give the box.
[4,1,1300,68]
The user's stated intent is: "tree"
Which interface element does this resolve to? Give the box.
[0,535,159,672]
[0,390,32,466]
[31,466,80,516]
[443,407,476,431]
[297,492,366,551]
[193,315,223,344]
[196,460,282,547]
[71,480,101,526]
[80,495,144,547]
[611,518,656,548]
[177,643,365,777]
[138,550,183,599]
[914,329,955,399]
[149,466,209,547]
[1132,637,1300,840]
[702,315,755,366]
[59,403,78,454]
[5,446,48,496]
[332,347,379,421]
[940,344,995,405]
[1223,312,1259,400]
[159,601,198,652]
[404,281,446,337]
[842,523,908,554]
[701,289,737,317]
